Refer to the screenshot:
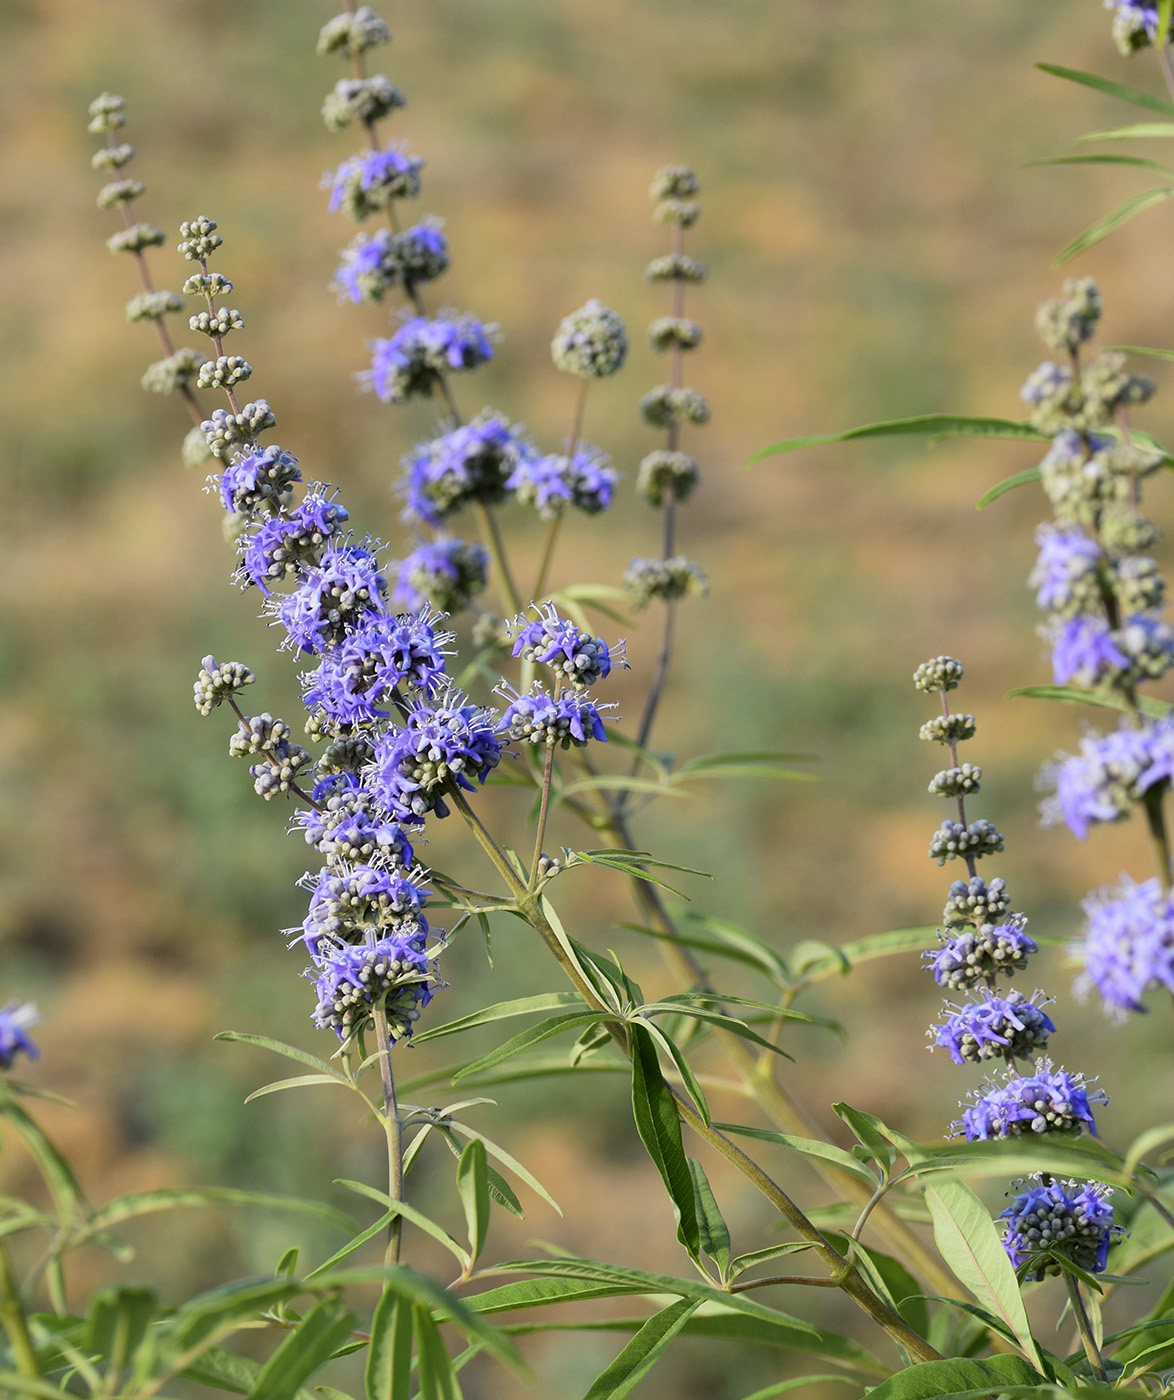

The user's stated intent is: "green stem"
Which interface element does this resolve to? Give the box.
[531,514,563,604]
[449,789,941,1363]
[372,1011,404,1267]
[0,1243,41,1382]
[1159,40,1174,105]
[1065,1273,1107,1383]
[529,745,556,888]
[1144,786,1172,892]
[476,501,524,616]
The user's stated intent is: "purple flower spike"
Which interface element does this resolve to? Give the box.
[954,1059,1105,1142]
[1076,875,1174,1017]
[999,1175,1121,1281]
[0,1003,39,1070]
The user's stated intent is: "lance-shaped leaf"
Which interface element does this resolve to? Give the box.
[859,1355,1045,1398]
[794,927,937,985]
[714,1122,879,1185]
[687,1159,731,1278]
[749,414,1045,463]
[411,993,586,1045]
[214,1032,351,1082]
[1008,683,1171,718]
[450,1011,611,1082]
[1079,120,1174,139]
[457,1139,490,1266]
[365,1288,412,1400]
[1057,187,1174,264]
[976,467,1042,509]
[413,1304,460,1400]
[244,1295,356,1400]
[1027,153,1174,174]
[81,1185,355,1242]
[581,1298,701,1400]
[334,1180,469,1269]
[1035,61,1174,117]
[629,1023,700,1259]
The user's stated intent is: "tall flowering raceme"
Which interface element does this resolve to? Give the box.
[914,657,1121,1353]
[1018,281,1174,1021]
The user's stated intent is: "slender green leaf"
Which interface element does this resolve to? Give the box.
[0,1372,98,1399]
[833,1104,895,1174]
[555,775,690,803]
[450,1012,608,1082]
[642,1022,709,1125]
[334,1181,468,1268]
[976,466,1042,509]
[163,1277,305,1354]
[214,1033,350,1082]
[851,1243,929,1342]
[1026,153,1174,173]
[900,1138,1127,1191]
[414,1304,460,1400]
[0,1093,86,1217]
[457,1139,490,1265]
[862,1356,1045,1398]
[83,1186,355,1239]
[750,415,1045,463]
[318,1389,360,1400]
[485,1165,523,1219]
[714,1123,878,1184]
[729,1242,821,1278]
[476,1259,884,1373]
[1057,186,1174,264]
[443,1122,562,1215]
[365,1288,412,1400]
[412,994,585,1044]
[736,1376,860,1400]
[1035,61,1174,117]
[463,1277,650,1314]
[180,1344,264,1395]
[629,1024,700,1259]
[921,1174,1043,1369]
[1008,682,1171,717]
[86,1285,158,1377]
[244,1075,349,1103]
[245,1296,357,1400]
[303,1213,396,1284]
[1079,121,1174,139]
[1123,1122,1174,1180]
[672,751,815,783]
[1110,342,1174,360]
[687,1160,731,1278]
[796,928,938,984]
[582,1299,701,1400]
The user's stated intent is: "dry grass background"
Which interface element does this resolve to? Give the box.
[3,0,1174,1394]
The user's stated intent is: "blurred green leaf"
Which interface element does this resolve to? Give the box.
[1079,121,1174,139]
[82,1186,355,1240]
[1008,683,1171,717]
[1110,343,1174,359]
[581,1298,701,1400]
[1026,153,1174,174]
[244,1074,353,1103]
[1056,186,1174,263]
[181,1343,265,1394]
[749,415,1045,462]
[214,1033,350,1083]
[797,928,938,984]
[1035,62,1174,117]
[976,467,1041,509]
[0,1092,85,1219]
[736,1376,861,1400]
[671,751,816,783]
[86,1285,158,1381]
[245,1296,357,1400]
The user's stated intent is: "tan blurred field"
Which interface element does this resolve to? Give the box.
[4,0,1174,1394]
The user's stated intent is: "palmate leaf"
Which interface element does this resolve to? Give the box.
[748,414,1045,462]
[1056,186,1174,264]
[1035,61,1174,118]
[581,1298,701,1400]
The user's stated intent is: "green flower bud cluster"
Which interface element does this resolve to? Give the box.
[322,75,405,131]
[929,764,983,798]
[913,655,964,692]
[87,92,125,134]
[648,316,702,352]
[182,425,214,470]
[183,272,234,298]
[229,713,294,757]
[639,385,710,428]
[97,178,144,209]
[107,223,166,255]
[622,556,709,607]
[651,164,701,227]
[645,254,707,283]
[190,308,245,338]
[126,290,183,323]
[197,355,252,390]
[636,449,699,506]
[202,400,277,457]
[1035,277,1102,353]
[920,713,977,744]
[318,6,391,57]
[142,347,208,395]
[193,656,255,715]
[929,818,1004,866]
[318,735,376,776]
[550,300,628,378]
[178,215,223,261]
[91,144,134,172]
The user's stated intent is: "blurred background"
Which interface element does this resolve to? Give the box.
[3,0,1174,1394]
